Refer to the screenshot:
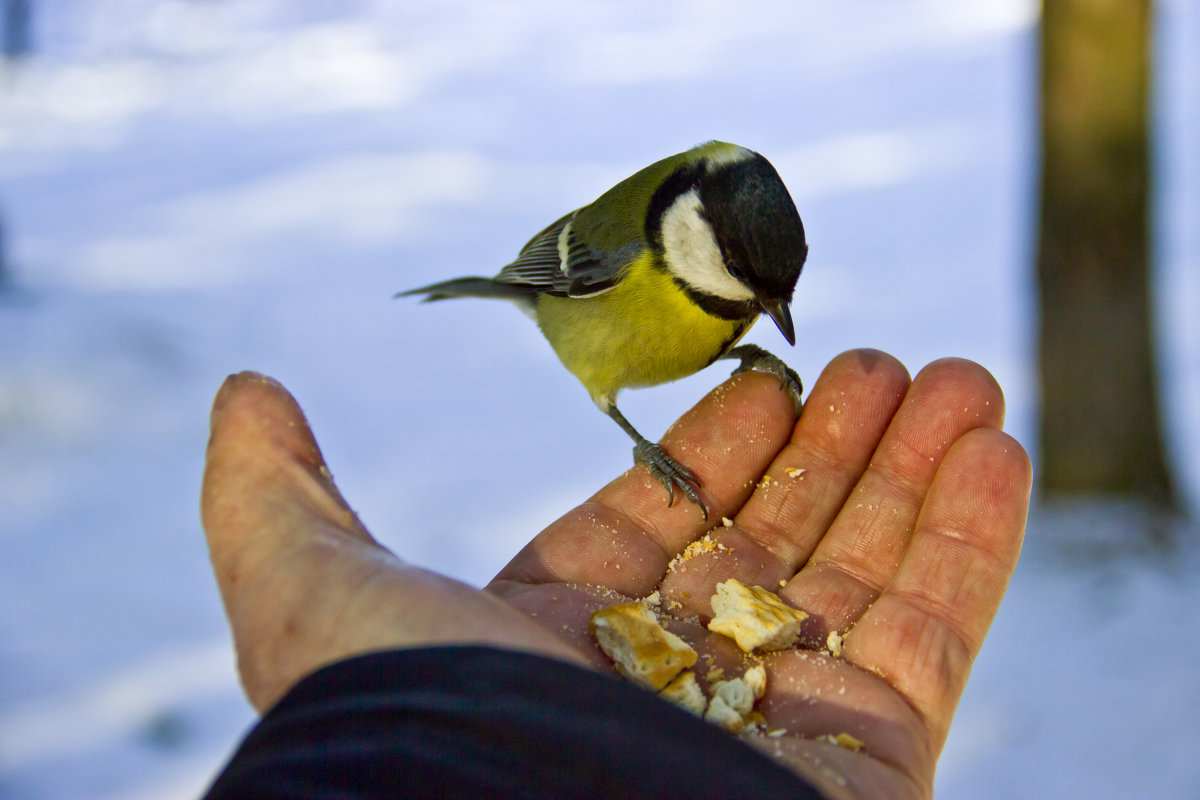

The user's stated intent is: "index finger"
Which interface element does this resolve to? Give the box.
[491,370,797,596]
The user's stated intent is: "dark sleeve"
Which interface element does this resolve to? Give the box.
[202,646,827,800]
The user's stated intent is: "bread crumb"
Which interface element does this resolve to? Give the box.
[657,670,707,716]
[784,467,807,479]
[818,732,864,752]
[704,693,746,732]
[742,663,767,698]
[704,663,769,732]
[667,534,723,572]
[826,630,844,658]
[713,678,756,715]
[721,516,734,528]
[742,710,767,734]
[707,579,809,652]
[590,602,697,690]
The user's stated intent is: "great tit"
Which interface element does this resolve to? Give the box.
[399,140,808,518]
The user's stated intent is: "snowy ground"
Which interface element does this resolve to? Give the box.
[0,1,1196,798]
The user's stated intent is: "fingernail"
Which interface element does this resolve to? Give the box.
[210,370,270,432]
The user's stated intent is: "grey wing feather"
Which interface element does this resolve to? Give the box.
[494,210,632,298]
[493,211,572,291]
[560,225,639,297]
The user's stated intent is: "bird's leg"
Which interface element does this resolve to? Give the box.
[604,405,707,520]
[720,344,804,414]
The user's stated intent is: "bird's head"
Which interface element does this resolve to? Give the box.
[647,143,808,345]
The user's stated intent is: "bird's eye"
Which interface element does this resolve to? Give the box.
[726,263,747,282]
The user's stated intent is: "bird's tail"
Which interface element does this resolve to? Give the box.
[394,277,533,304]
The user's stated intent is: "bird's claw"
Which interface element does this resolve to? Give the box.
[632,440,708,520]
[724,344,803,414]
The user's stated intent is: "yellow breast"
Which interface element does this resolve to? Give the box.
[535,254,752,405]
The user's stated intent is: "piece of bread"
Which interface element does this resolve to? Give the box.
[657,670,707,716]
[590,598,784,736]
[707,579,809,652]
[590,601,698,690]
[703,663,769,733]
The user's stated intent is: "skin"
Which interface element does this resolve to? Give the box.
[201,348,1031,800]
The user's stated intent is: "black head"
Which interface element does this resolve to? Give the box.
[646,145,808,343]
[695,151,808,305]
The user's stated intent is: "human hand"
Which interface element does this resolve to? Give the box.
[201,349,1030,800]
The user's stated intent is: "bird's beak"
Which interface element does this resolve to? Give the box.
[760,299,796,346]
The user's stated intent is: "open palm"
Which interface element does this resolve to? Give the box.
[203,349,1030,800]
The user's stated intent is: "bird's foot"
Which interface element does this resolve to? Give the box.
[632,439,707,520]
[722,344,803,414]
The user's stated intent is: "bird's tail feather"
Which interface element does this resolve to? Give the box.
[395,277,532,303]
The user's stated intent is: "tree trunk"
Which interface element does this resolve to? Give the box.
[2,0,32,60]
[1036,0,1176,509]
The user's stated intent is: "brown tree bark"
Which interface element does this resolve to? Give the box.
[1037,0,1176,509]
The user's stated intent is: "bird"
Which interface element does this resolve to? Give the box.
[398,140,808,519]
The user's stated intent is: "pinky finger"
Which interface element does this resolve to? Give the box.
[842,427,1032,754]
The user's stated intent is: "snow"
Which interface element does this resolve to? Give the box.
[0,1,1196,797]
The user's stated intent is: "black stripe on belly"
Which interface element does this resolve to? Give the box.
[706,320,752,367]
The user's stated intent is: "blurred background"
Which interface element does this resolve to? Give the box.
[0,0,1195,797]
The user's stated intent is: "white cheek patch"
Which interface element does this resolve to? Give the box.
[660,189,755,302]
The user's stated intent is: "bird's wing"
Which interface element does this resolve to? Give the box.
[494,210,639,298]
